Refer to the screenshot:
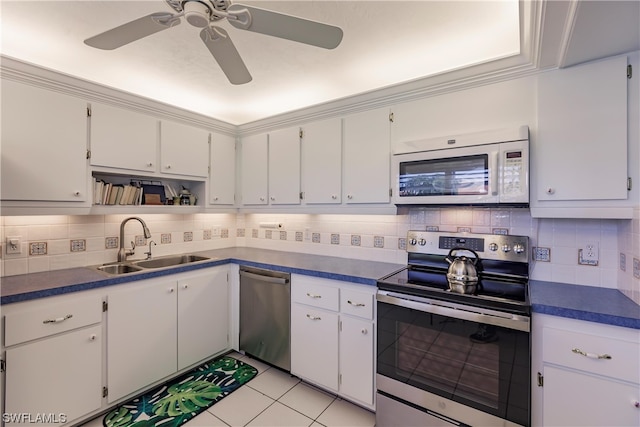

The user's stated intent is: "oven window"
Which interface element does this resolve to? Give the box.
[377,301,530,425]
[398,154,488,197]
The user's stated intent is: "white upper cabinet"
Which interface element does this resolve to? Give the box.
[532,55,632,218]
[268,127,301,205]
[160,120,209,178]
[301,118,342,204]
[210,132,236,205]
[1,79,88,202]
[90,102,158,173]
[240,133,269,205]
[343,107,391,204]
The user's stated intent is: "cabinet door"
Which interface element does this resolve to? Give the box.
[178,269,229,370]
[1,80,88,202]
[107,279,177,402]
[210,133,236,205]
[536,55,628,202]
[291,303,339,391]
[268,127,301,205]
[343,108,391,203]
[90,102,157,172]
[302,118,342,204]
[160,120,209,177]
[241,133,268,205]
[542,365,640,426]
[339,316,374,406]
[4,326,102,426]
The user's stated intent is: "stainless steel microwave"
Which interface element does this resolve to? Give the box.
[392,126,529,206]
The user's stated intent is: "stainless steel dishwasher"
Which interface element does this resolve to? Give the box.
[239,266,291,371]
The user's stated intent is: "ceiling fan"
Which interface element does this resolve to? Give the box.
[84,0,343,85]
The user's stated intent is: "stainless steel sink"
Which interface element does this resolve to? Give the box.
[97,263,144,275]
[133,254,210,269]
[94,254,211,275]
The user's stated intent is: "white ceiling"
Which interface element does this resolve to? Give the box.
[0,0,521,125]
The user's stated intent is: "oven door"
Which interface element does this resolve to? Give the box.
[376,290,530,426]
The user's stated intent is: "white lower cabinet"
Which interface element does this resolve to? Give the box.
[290,274,376,409]
[177,268,229,370]
[107,278,178,403]
[291,303,340,390]
[108,267,230,403]
[532,313,640,427]
[2,292,104,426]
[339,315,374,405]
[0,266,230,426]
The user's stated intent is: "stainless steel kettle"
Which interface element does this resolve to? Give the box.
[445,248,480,294]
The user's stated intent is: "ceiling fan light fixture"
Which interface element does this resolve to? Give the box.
[184,1,211,28]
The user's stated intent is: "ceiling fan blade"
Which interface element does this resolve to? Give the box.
[200,27,252,85]
[84,12,180,50]
[227,4,343,49]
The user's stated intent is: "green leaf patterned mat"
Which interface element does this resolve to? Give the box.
[103,355,257,427]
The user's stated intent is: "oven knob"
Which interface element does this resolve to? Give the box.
[502,244,511,253]
[418,238,427,246]
[409,238,417,246]
[489,243,499,251]
[513,243,525,254]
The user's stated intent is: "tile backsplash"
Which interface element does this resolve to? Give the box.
[1,207,638,305]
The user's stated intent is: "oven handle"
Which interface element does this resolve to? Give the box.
[377,290,530,332]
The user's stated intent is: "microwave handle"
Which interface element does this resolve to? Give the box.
[490,151,499,196]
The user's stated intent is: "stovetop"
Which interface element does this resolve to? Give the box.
[377,231,531,315]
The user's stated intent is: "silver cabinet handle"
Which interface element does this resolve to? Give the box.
[147,162,153,167]
[43,314,73,324]
[633,400,640,409]
[331,195,337,199]
[182,284,189,290]
[89,334,97,341]
[306,293,321,299]
[361,328,368,335]
[74,191,81,196]
[166,164,172,169]
[572,348,612,360]
[306,314,321,320]
[347,300,365,307]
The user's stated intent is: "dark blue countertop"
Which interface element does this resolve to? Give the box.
[2,248,639,330]
[530,280,640,330]
[0,247,404,305]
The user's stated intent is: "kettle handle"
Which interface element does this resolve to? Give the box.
[445,247,480,265]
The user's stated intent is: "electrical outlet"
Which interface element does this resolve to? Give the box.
[212,225,221,238]
[6,236,22,254]
[578,242,599,266]
[533,247,551,262]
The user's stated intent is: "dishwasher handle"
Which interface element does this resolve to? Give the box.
[240,270,290,285]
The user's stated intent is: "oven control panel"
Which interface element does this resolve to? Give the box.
[406,230,529,262]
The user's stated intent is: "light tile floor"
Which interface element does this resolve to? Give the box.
[80,352,375,427]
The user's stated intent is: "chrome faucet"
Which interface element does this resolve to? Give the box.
[118,217,152,262]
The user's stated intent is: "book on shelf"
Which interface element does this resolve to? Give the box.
[93,178,190,207]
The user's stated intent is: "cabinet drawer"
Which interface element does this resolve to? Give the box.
[340,289,374,320]
[292,276,339,311]
[543,326,640,383]
[4,294,103,347]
